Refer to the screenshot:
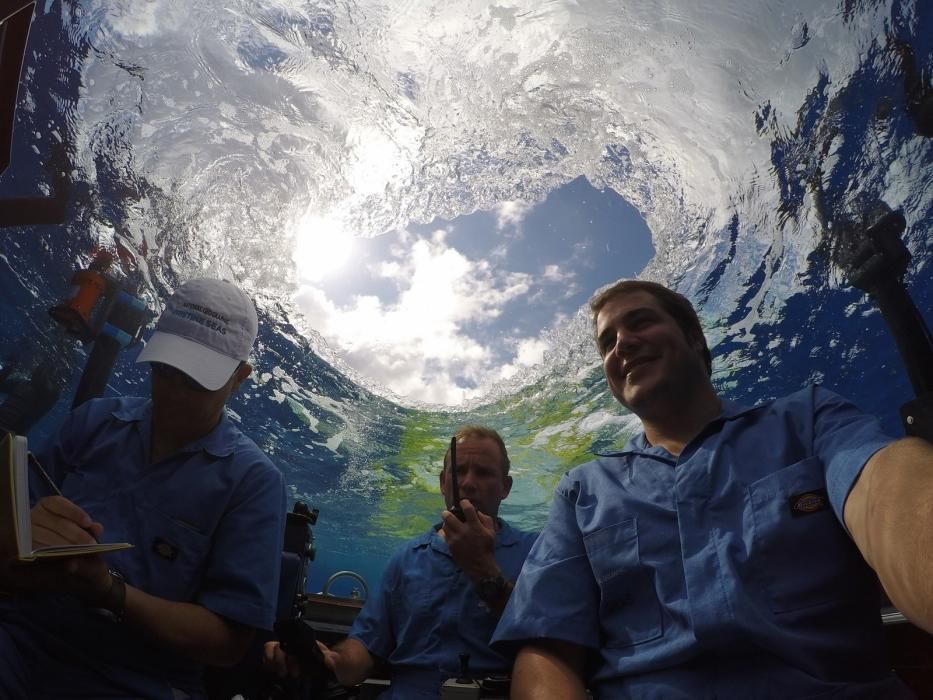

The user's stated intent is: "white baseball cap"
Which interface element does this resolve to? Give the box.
[136,278,258,391]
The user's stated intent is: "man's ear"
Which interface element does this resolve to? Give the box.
[439,468,450,505]
[231,362,252,391]
[687,333,706,356]
[502,474,513,498]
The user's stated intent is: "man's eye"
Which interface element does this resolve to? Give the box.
[630,313,658,330]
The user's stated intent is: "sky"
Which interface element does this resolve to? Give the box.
[292,176,655,406]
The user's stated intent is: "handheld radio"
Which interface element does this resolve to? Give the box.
[448,436,466,521]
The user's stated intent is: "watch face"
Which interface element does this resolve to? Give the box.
[478,575,506,602]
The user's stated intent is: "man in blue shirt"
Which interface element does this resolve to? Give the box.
[0,278,287,699]
[265,425,537,699]
[494,279,933,699]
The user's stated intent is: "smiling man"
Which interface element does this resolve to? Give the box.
[494,279,933,699]
[265,425,537,699]
[0,278,286,700]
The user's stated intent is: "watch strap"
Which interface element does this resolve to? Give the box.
[95,569,126,622]
[476,573,509,604]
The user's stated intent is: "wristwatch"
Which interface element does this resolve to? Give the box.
[94,569,127,623]
[475,573,510,605]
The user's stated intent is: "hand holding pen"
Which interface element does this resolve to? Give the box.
[28,453,101,545]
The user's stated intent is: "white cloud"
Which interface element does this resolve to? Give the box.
[543,264,572,282]
[378,261,404,279]
[516,337,550,366]
[293,232,534,405]
[489,242,510,260]
[540,264,580,300]
[494,200,536,231]
[496,337,551,381]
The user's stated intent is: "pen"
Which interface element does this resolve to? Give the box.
[27,452,62,497]
[27,452,100,544]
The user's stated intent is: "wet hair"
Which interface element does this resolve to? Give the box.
[589,279,713,376]
[442,425,511,477]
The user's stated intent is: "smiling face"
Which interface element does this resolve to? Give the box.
[439,435,513,519]
[595,290,710,416]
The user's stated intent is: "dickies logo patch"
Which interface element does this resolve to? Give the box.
[788,488,828,517]
[152,537,179,561]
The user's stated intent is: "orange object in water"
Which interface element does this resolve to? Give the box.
[49,252,114,337]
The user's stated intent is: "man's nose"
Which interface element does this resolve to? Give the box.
[614,328,641,357]
[607,330,630,358]
[459,470,477,493]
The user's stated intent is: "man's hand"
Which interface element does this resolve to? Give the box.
[34,496,110,598]
[316,640,340,675]
[441,499,499,583]
[263,640,304,679]
[290,637,373,687]
[31,495,104,548]
[1,497,110,600]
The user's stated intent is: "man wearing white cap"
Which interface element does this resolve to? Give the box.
[0,278,287,700]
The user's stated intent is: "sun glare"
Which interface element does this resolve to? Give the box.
[293,212,356,282]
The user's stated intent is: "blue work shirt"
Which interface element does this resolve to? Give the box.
[2,396,287,699]
[494,386,912,699]
[351,520,537,699]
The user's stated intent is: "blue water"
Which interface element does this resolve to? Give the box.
[0,0,930,595]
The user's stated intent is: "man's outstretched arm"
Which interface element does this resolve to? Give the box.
[845,436,933,631]
[511,639,588,700]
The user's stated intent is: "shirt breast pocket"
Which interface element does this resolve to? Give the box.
[748,457,869,614]
[396,555,446,626]
[131,498,211,603]
[583,518,663,648]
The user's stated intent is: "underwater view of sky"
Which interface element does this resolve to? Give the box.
[0,0,930,591]
[293,175,654,405]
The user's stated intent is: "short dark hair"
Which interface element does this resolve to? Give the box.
[443,425,511,477]
[589,280,713,376]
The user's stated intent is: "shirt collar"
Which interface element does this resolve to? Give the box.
[493,519,521,547]
[111,399,237,459]
[417,518,521,555]
[609,397,755,459]
[718,398,754,420]
[111,399,150,424]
